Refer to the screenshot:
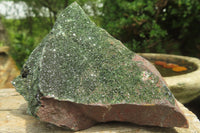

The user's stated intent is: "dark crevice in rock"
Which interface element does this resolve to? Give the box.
[21,66,30,78]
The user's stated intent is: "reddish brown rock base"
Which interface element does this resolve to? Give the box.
[37,97,188,131]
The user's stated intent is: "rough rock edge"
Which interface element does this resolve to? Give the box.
[37,97,188,131]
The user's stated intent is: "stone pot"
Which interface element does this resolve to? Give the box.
[139,53,200,104]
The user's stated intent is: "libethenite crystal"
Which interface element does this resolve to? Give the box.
[13,2,188,131]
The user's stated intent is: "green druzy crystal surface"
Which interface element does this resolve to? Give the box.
[13,2,175,116]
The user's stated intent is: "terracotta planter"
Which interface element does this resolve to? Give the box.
[139,53,200,104]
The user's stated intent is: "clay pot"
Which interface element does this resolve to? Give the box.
[139,53,200,104]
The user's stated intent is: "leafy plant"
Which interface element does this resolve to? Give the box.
[0,42,4,47]
[9,32,36,68]
[2,0,103,69]
[2,18,47,69]
[102,0,200,57]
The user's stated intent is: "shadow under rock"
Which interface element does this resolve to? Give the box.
[82,121,178,133]
[185,96,200,120]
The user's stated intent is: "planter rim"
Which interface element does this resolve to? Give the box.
[138,53,200,79]
[138,53,200,103]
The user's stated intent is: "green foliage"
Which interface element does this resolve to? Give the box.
[102,0,200,57]
[2,18,48,68]
[11,0,103,27]
[10,32,36,68]
[2,0,103,69]
[3,0,200,69]
[159,0,200,57]
[0,42,4,47]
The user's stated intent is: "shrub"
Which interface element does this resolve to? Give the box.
[102,0,200,57]
[10,32,36,68]
[2,18,48,69]
[2,0,103,69]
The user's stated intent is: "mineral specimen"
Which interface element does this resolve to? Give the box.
[12,2,188,131]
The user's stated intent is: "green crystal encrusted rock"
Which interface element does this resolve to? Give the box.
[12,2,177,116]
[13,2,189,130]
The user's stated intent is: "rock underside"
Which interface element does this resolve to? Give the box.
[13,2,188,131]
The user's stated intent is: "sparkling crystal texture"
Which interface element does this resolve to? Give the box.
[13,2,188,131]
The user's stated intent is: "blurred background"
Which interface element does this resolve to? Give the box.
[0,0,200,69]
